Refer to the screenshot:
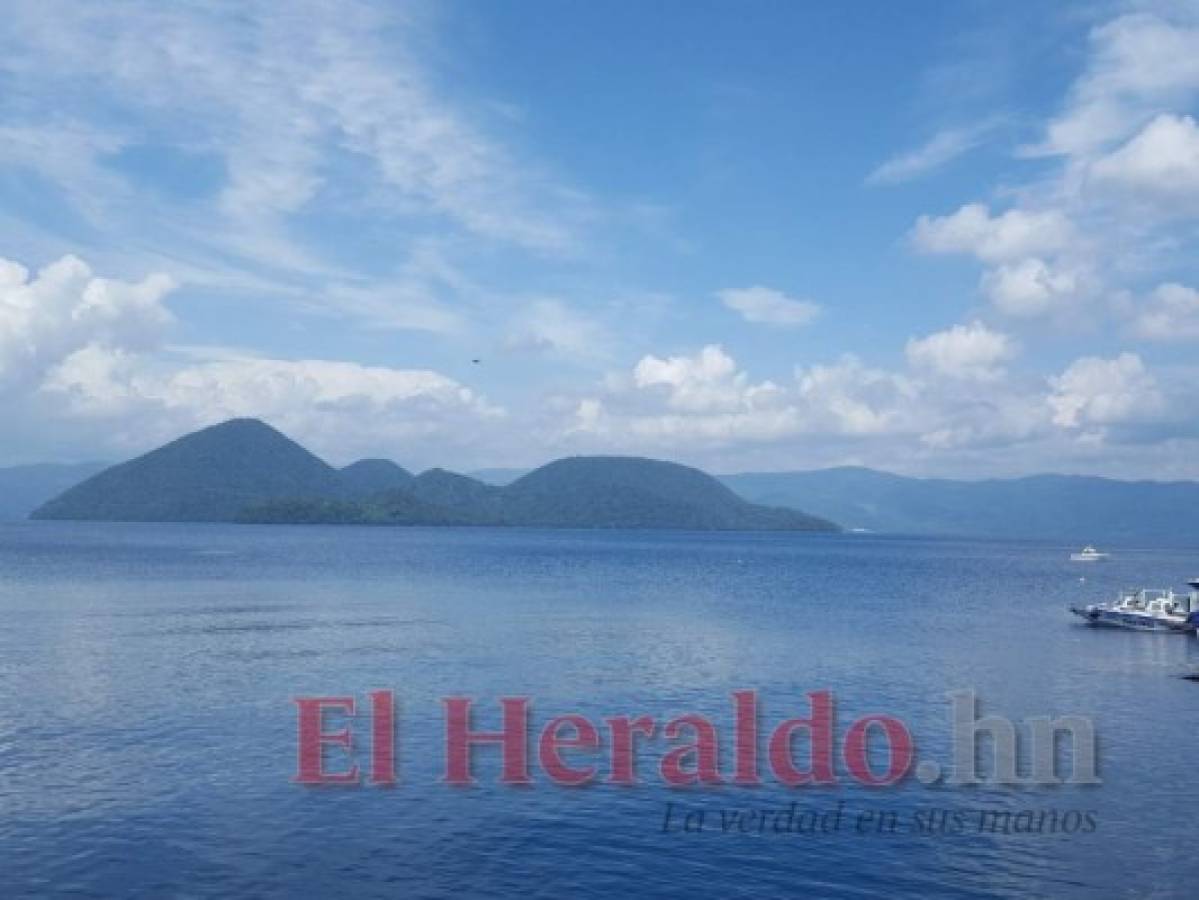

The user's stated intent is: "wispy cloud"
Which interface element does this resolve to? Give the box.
[866,121,999,185]
[0,0,590,331]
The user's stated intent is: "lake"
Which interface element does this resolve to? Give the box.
[1,522,1197,898]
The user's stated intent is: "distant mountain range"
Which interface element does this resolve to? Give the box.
[31,419,835,531]
[721,467,1199,542]
[21,423,1199,540]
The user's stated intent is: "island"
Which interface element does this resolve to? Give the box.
[32,418,839,532]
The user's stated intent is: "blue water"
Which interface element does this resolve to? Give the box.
[1,523,1197,898]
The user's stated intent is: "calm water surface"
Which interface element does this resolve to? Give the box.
[1,523,1197,898]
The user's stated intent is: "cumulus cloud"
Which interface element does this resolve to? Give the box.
[979,258,1087,318]
[41,347,503,463]
[1047,352,1163,429]
[0,254,174,394]
[630,345,784,415]
[1089,113,1199,202]
[911,206,1091,318]
[1036,13,1199,158]
[570,345,919,447]
[718,286,820,327]
[0,253,503,464]
[595,341,1199,468]
[910,204,1075,264]
[905,322,1015,381]
[551,337,1199,475]
[796,355,918,437]
[908,10,1199,333]
[1130,283,1199,341]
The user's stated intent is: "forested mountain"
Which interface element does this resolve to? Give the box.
[722,467,1199,541]
[33,419,837,532]
[0,463,108,521]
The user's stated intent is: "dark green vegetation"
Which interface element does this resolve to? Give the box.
[32,419,837,531]
[503,457,821,530]
[0,462,108,521]
[722,467,1199,541]
[35,421,1197,539]
[337,459,414,498]
[34,420,342,522]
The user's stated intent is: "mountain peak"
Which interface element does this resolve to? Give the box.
[31,422,837,531]
[339,458,413,498]
[33,418,341,522]
[190,417,288,441]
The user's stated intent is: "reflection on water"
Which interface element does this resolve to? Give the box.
[1,522,1197,897]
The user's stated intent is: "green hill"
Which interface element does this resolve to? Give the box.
[32,419,838,531]
[338,459,414,498]
[32,419,344,522]
[408,469,507,524]
[505,456,833,530]
[0,462,109,521]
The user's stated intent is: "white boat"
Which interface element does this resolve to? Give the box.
[1070,580,1199,632]
[1070,545,1110,562]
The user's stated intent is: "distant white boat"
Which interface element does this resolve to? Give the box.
[1070,581,1199,632]
[1070,545,1110,562]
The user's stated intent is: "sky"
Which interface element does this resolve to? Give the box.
[2,0,1199,478]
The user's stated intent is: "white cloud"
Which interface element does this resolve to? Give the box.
[0,123,132,223]
[1036,14,1199,158]
[570,345,919,446]
[548,341,1199,475]
[41,347,503,464]
[910,204,1075,264]
[910,9,1199,341]
[1131,282,1199,341]
[630,344,783,414]
[911,206,1089,318]
[0,254,174,394]
[0,252,503,465]
[718,286,820,327]
[1047,352,1163,429]
[796,355,918,437]
[635,345,736,388]
[0,0,590,340]
[4,1,573,252]
[905,322,1015,381]
[866,123,993,185]
[1089,113,1199,201]
[979,257,1086,318]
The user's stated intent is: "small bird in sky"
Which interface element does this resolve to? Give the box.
[471,358,481,364]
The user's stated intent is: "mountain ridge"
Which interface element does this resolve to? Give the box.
[720,466,1199,541]
[31,419,837,532]
[33,419,345,522]
[0,462,110,521]
[28,422,1199,540]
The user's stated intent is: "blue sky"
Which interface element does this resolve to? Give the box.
[2,0,1199,477]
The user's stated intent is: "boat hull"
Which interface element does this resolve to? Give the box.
[1070,606,1192,632]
